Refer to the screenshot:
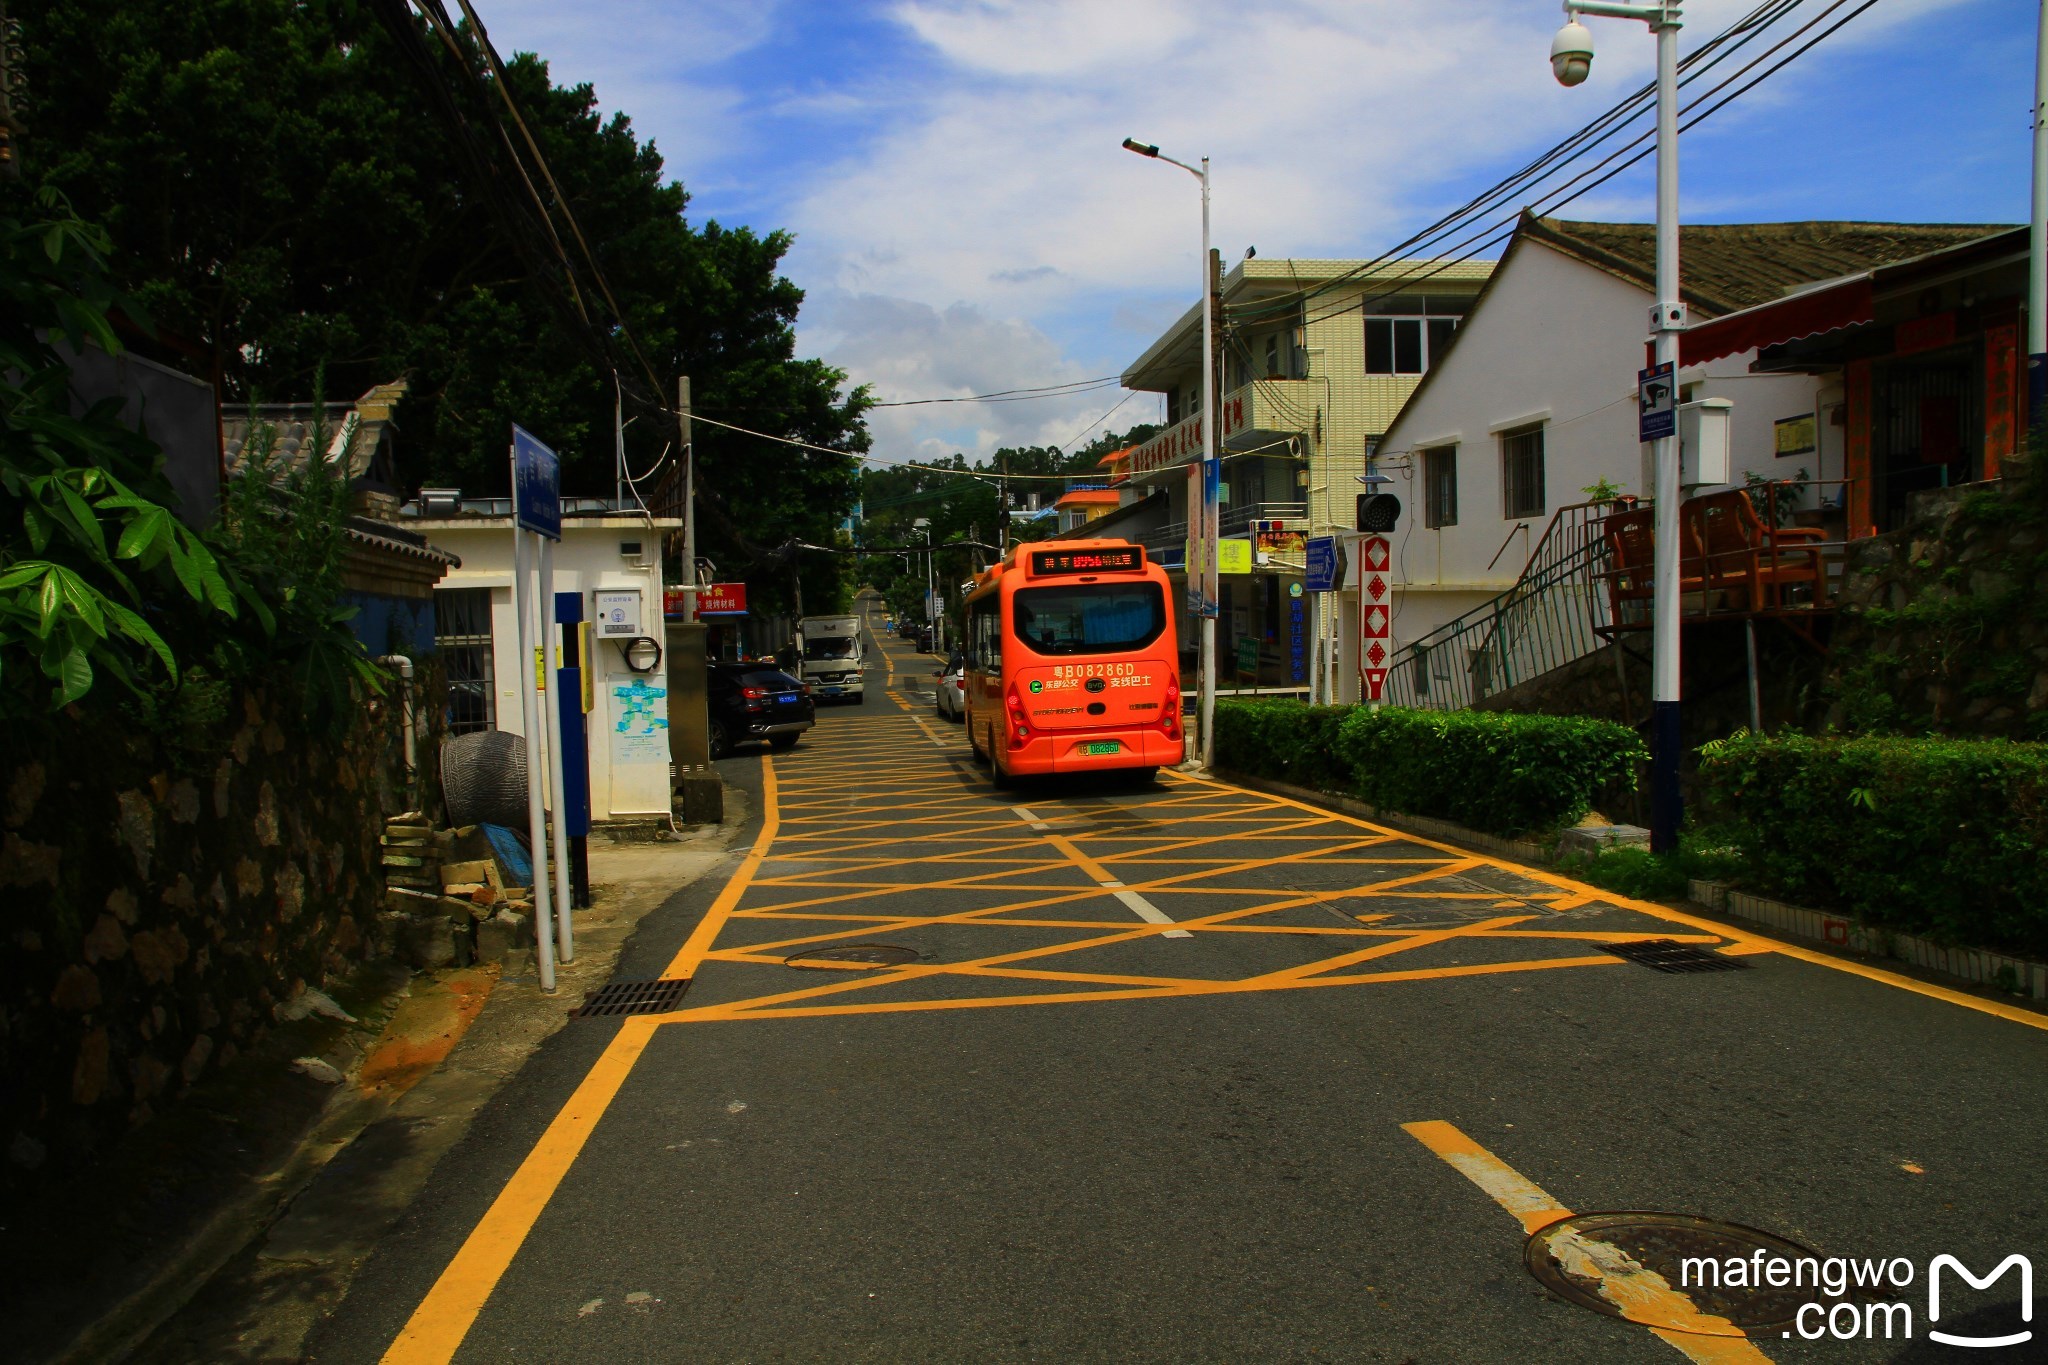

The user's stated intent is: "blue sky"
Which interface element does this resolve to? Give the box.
[478,0,2037,466]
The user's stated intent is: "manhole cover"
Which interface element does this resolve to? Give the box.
[1598,938,1751,973]
[1525,1213,1818,1334]
[783,943,923,971]
[571,978,691,1017]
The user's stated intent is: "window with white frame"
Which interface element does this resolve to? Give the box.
[1500,424,1546,520]
[1364,295,1469,376]
[1422,445,1459,528]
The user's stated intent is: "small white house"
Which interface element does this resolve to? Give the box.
[1348,214,1996,694]
[404,498,680,822]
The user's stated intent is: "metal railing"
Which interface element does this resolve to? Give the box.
[1221,500,1308,535]
[1383,501,1616,712]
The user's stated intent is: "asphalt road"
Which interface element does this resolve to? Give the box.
[306,633,2048,1365]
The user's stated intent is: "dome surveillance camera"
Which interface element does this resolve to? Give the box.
[1551,20,1594,86]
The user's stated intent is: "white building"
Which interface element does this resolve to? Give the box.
[1354,214,1999,699]
[405,497,680,821]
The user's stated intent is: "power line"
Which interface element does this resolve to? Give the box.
[868,376,1123,407]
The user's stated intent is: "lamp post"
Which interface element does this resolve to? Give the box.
[913,518,937,654]
[1551,0,1686,852]
[1123,136,1217,768]
[2031,0,2047,427]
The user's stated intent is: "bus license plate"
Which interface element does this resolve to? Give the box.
[1081,741,1121,756]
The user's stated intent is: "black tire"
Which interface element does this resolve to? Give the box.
[1126,766,1160,786]
[709,719,732,761]
[769,733,799,751]
[990,744,1014,790]
[848,691,864,706]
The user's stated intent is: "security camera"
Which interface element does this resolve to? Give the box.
[1551,19,1594,86]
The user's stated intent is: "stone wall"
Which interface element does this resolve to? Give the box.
[1823,478,2048,738]
[0,677,421,1189]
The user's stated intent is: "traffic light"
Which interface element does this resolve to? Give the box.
[1356,492,1401,533]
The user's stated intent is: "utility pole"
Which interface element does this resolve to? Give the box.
[678,377,698,617]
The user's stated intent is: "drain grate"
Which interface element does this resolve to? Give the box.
[571,978,692,1017]
[1597,939,1751,974]
[784,943,922,970]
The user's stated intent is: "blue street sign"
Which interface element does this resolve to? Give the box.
[1305,535,1342,593]
[1638,362,1676,443]
[512,424,561,540]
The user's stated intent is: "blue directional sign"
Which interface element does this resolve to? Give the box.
[1305,535,1343,593]
[1638,362,1676,443]
[512,424,561,540]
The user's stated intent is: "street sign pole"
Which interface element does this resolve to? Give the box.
[510,526,555,993]
[512,425,563,990]
[1358,535,1392,707]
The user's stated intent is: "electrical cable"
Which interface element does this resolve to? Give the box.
[868,376,1124,407]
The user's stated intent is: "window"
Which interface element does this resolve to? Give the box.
[970,598,1003,674]
[1500,424,1546,520]
[1423,445,1459,528]
[435,587,496,734]
[1364,295,1470,376]
[1013,583,1166,655]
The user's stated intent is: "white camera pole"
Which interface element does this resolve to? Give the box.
[510,521,557,993]
[539,533,573,963]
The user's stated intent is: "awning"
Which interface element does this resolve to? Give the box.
[1680,275,1874,368]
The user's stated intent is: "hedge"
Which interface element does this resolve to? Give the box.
[1214,700,1647,836]
[1698,733,2048,957]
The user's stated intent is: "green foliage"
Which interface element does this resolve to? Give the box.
[1698,731,2048,956]
[215,389,383,732]
[1564,835,1741,903]
[20,0,868,604]
[1214,700,1648,836]
[0,191,239,713]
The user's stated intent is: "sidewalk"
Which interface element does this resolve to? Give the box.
[41,807,743,1365]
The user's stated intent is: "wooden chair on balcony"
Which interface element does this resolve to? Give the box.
[1596,506,1708,632]
[1682,490,1828,613]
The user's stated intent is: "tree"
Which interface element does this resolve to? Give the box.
[17,0,868,605]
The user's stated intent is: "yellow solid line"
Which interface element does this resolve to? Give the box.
[380,1017,656,1363]
[382,752,783,1364]
[1402,1121,1774,1364]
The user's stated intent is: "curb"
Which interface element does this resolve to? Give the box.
[1217,767,2048,1005]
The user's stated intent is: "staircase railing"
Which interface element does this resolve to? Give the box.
[1381,501,1618,711]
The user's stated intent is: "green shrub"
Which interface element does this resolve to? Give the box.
[1214,700,1647,837]
[1566,835,1742,903]
[1698,732,2048,956]
[1212,700,1354,792]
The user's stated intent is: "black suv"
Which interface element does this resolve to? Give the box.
[706,663,815,759]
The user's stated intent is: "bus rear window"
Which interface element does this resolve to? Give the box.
[1012,583,1165,655]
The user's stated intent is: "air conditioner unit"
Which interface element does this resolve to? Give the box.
[619,539,652,568]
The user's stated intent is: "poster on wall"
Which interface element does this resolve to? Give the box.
[608,674,670,766]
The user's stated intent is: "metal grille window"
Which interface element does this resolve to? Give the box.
[1500,424,1546,520]
[1423,445,1459,528]
[435,588,496,734]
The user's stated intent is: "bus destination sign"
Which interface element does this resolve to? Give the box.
[1030,547,1145,576]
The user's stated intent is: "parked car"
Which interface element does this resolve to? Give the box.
[934,652,966,722]
[915,625,935,653]
[706,662,815,759]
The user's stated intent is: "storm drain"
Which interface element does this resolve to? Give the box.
[1525,1212,1818,1333]
[784,943,922,971]
[1597,939,1751,973]
[571,978,692,1017]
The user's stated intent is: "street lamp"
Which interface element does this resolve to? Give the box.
[1123,134,1218,770]
[1551,0,1686,852]
[912,517,939,653]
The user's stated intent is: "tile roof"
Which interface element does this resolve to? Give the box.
[1524,215,2017,317]
[221,379,407,481]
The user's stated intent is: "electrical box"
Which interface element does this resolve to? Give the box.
[593,588,644,639]
[1679,398,1733,487]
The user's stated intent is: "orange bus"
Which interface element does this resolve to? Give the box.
[962,538,1184,784]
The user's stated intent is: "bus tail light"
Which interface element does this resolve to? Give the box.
[1162,675,1181,738]
[1005,684,1030,743]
